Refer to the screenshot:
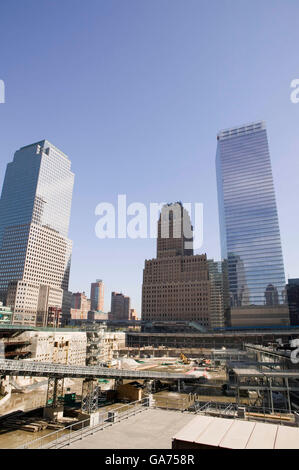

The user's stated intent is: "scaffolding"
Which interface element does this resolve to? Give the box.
[81,379,99,413]
[228,367,299,413]
[85,325,107,366]
[46,377,64,408]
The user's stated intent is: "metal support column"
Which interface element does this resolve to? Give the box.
[236,376,240,407]
[269,377,274,414]
[46,377,64,408]
[286,377,292,413]
[144,379,155,395]
[81,379,99,414]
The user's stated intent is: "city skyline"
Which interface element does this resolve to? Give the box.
[1,1,299,455]
[1,1,299,315]
[0,119,295,318]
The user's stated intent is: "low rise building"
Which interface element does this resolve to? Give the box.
[2,329,87,391]
[14,330,87,365]
[0,302,12,324]
[172,415,299,449]
[88,310,108,322]
[104,332,126,360]
[70,292,91,321]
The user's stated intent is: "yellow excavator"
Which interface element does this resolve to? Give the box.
[180,353,190,364]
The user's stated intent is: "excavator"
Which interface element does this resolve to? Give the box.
[180,353,190,364]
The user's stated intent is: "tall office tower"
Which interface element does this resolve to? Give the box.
[216,121,289,327]
[286,279,299,326]
[90,280,104,311]
[109,292,131,321]
[142,203,219,328]
[0,140,74,326]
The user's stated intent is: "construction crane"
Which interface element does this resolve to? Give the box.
[180,353,190,364]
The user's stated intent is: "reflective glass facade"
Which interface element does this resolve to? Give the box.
[0,140,74,299]
[216,121,287,309]
[0,140,74,245]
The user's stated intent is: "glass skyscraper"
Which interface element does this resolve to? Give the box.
[0,140,74,325]
[216,121,289,326]
[0,140,73,244]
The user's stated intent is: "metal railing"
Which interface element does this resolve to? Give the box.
[18,398,150,449]
[197,401,238,417]
[14,396,299,449]
[193,400,298,426]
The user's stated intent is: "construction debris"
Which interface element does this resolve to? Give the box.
[2,415,78,433]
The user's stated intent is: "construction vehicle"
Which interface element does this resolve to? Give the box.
[194,358,206,367]
[180,353,190,364]
[104,359,118,368]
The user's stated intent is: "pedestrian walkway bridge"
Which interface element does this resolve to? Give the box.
[0,359,197,381]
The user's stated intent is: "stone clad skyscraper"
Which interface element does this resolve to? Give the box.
[142,202,224,328]
[0,140,74,326]
[157,203,194,258]
[216,121,289,327]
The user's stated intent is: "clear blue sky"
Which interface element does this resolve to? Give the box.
[1,0,299,315]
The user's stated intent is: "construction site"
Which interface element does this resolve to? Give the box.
[0,324,299,449]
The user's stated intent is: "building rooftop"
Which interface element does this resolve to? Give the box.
[217,121,266,140]
[19,140,70,160]
[173,415,299,449]
[66,409,194,449]
[232,367,299,378]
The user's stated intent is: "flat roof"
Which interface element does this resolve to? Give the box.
[172,415,214,443]
[173,416,299,449]
[232,367,299,378]
[217,121,266,140]
[196,418,233,447]
[219,420,255,449]
[275,424,299,449]
[66,409,195,450]
[128,329,299,337]
[245,422,277,449]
